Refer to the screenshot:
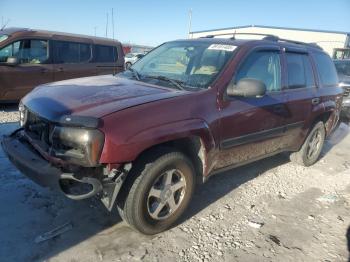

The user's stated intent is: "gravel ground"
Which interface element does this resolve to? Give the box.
[0,104,19,123]
[0,110,349,262]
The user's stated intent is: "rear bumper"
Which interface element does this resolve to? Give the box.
[1,131,61,189]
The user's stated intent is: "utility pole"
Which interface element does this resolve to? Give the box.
[112,8,115,40]
[105,13,109,38]
[188,9,192,38]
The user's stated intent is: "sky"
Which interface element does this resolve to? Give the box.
[1,0,349,46]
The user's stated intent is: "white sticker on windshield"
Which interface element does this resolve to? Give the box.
[208,44,237,52]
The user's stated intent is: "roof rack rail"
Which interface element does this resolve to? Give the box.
[277,37,322,49]
[198,32,322,50]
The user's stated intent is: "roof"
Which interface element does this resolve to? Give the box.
[0,27,121,43]
[191,24,350,36]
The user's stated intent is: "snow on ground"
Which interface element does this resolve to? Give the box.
[0,116,349,261]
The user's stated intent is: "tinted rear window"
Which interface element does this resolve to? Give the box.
[54,41,91,63]
[286,53,315,89]
[94,45,117,62]
[313,53,338,86]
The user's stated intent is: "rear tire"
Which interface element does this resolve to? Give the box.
[118,150,195,235]
[290,121,325,166]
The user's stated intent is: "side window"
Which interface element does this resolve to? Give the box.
[313,52,338,86]
[0,40,48,64]
[286,53,315,89]
[94,45,117,62]
[235,51,281,92]
[79,43,91,62]
[0,41,20,62]
[54,41,91,63]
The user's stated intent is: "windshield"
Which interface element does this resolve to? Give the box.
[334,60,350,77]
[121,41,237,90]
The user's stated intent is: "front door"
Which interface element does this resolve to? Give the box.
[217,48,288,169]
[0,39,54,101]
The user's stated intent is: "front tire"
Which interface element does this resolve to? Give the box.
[119,151,195,235]
[290,121,325,166]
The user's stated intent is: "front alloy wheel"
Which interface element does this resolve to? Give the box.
[147,169,186,220]
[118,150,195,235]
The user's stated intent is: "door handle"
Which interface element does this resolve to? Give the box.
[311,98,320,105]
[56,67,64,72]
[41,68,48,73]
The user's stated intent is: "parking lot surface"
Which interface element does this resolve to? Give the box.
[0,112,349,261]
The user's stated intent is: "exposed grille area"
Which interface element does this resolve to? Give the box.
[25,110,54,146]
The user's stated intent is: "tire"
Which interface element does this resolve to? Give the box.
[118,150,195,235]
[125,62,132,69]
[290,121,326,166]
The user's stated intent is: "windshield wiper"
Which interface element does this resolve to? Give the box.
[143,75,185,90]
[128,68,141,80]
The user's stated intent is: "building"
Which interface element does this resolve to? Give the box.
[122,43,153,55]
[189,25,350,59]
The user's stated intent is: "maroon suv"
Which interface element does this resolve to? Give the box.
[2,35,343,234]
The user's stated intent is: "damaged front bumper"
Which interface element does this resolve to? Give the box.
[1,130,129,211]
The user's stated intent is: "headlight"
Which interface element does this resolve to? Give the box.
[50,126,105,167]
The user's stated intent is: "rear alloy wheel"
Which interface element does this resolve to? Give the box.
[290,121,325,166]
[119,151,195,235]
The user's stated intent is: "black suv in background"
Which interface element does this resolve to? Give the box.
[334,59,350,119]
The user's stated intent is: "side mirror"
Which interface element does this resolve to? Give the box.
[227,78,266,98]
[6,56,18,66]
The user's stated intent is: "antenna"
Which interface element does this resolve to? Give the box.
[188,9,192,38]
[111,8,115,40]
[105,13,109,38]
[94,26,97,36]
[0,18,10,30]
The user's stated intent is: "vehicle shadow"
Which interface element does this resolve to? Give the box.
[347,226,350,262]
[321,121,350,156]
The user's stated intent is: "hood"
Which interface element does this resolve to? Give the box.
[22,75,186,121]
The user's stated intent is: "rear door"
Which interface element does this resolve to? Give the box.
[0,39,54,101]
[53,40,96,81]
[217,47,288,169]
[282,49,318,149]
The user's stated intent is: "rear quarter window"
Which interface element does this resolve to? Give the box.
[313,53,338,86]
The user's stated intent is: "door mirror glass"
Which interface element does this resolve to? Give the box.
[6,56,18,65]
[227,78,266,97]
